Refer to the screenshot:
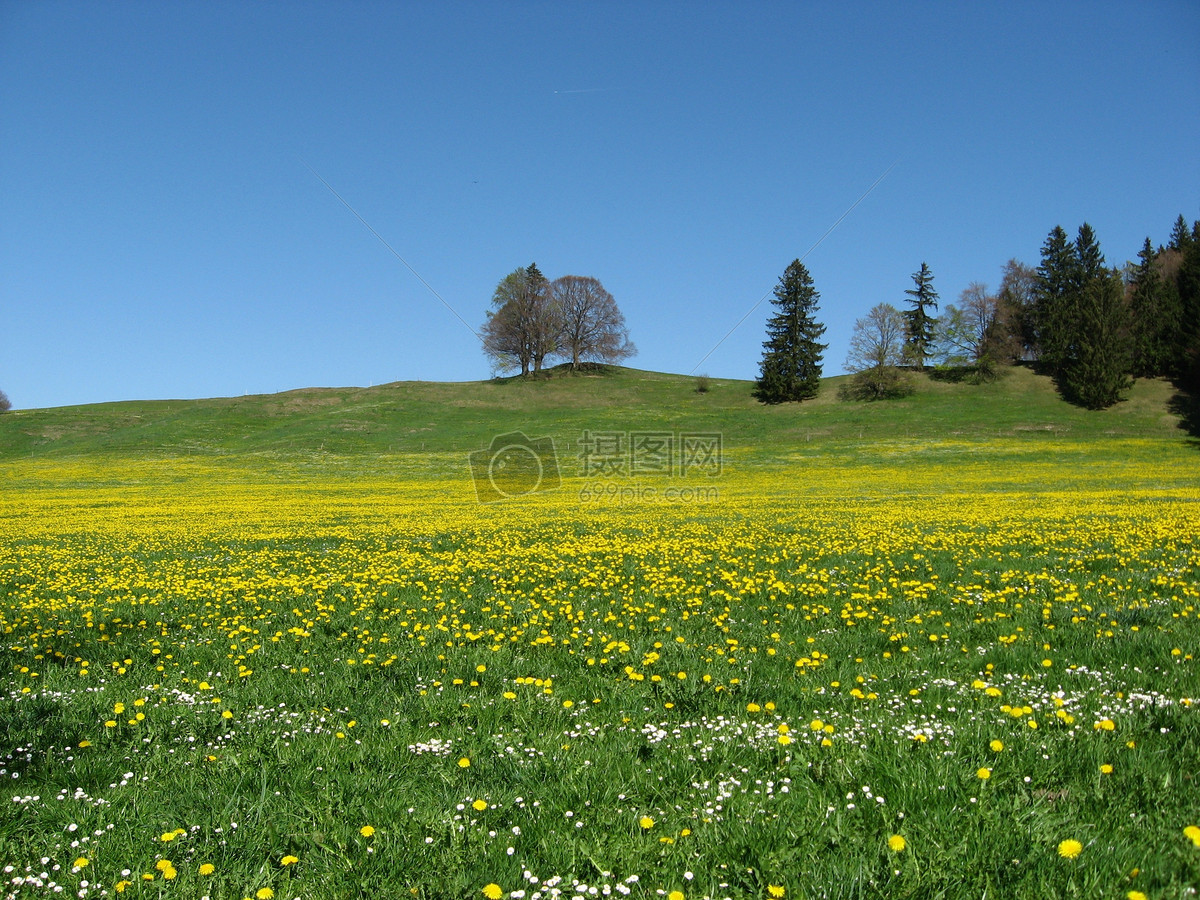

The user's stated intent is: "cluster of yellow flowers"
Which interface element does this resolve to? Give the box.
[1,445,1196,896]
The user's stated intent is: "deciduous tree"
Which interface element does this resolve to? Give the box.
[997,259,1039,361]
[842,303,912,400]
[479,263,560,376]
[551,276,636,370]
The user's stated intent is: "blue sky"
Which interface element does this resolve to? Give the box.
[2,1,1198,410]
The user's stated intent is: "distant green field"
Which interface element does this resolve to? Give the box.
[0,364,1192,462]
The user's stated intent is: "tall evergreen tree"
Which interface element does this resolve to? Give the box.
[1128,237,1181,378]
[1067,267,1132,408]
[1175,221,1200,389]
[1169,214,1192,253]
[755,260,827,403]
[1035,223,1132,407]
[902,262,939,370]
[1034,225,1080,371]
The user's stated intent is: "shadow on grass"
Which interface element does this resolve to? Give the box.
[489,363,618,385]
[1167,385,1200,446]
[927,365,974,384]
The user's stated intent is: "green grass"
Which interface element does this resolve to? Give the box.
[0,366,1197,899]
[0,364,1192,461]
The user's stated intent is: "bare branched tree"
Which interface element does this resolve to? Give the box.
[842,303,912,400]
[480,264,560,376]
[937,282,998,365]
[551,276,636,370]
[997,259,1039,360]
[845,303,906,371]
[0,390,10,413]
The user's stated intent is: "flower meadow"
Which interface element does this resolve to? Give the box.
[1,440,1198,899]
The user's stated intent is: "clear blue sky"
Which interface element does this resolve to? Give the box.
[3,1,1198,410]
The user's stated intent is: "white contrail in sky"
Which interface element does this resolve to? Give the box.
[302,159,479,339]
[689,159,900,375]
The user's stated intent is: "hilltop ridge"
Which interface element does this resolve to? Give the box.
[0,364,1189,460]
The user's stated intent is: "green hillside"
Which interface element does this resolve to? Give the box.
[0,364,1192,462]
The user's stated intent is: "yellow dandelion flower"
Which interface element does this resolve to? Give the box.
[113,702,125,714]
[1184,825,1200,847]
[256,889,274,900]
[639,816,655,830]
[114,880,132,893]
[989,739,1003,752]
[104,720,117,728]
[155,860,172,872]
[472,799,488,811]
[199,863,215,876]
[746,702,761,712]
[1127,891,1147,900]
[482,884,503,900]
[78,740,91,748]
[160,831,176,842]
[222,710,233,720]
[768,886,786,898]
[457,757,471,768]
[1099,764,1113,774]
[360,825,376,838]
[281,855,298,865]
[777,734,792,746]
[669,892,685,900]
[1057,839,1083,859]
[162,866,177,881]
[888,834,906,852]
[977,767,991,780]
[73,857,88,868]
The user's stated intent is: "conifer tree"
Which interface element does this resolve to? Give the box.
[1034,226,1080,371]
[1035,223,1132,407]
[902,262,938,370]
[1175,221,1200,389]
[1067,267,1132,408]
[1128,237,1181,378]
[755,260,827,403]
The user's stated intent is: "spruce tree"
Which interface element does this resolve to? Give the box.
[902,262,938,370]
[1128,237,1181,378]
[755,260,827,403]
[1034,225,1080,371]
[1175,221,1200,389]
[1067,267,1132,408]
[1169,214,1192,252]
[1035,223,1133,408]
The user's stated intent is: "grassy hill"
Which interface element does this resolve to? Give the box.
[0,364,1192,462]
